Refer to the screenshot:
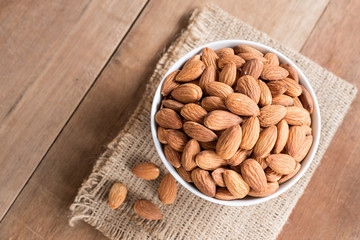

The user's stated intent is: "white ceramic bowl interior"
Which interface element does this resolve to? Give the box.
[151,40,321,206]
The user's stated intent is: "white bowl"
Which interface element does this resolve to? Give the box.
[151,40,321,206]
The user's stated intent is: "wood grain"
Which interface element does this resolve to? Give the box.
[278,0,360,239]
[0,0,147,220]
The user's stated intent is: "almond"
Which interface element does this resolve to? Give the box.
[183,55,201,68]
[233,45,263,56]
[258,105,287,127]
[285,125,308,158]
[240,59,264,80]
[181,139,200,171]
[201,96,227,112]
[284,106,311,126]
[108,183,127,209]
[258,80,272,106]
[238,52,268,63]
[219,62,237,86]
[240,116,260,150]
[216,125,242,159]
[183,121,218,143]
[162,99,184,112]
[255,157,268,169]
[176,60,205,82]
[273,119,289,154]
[176,165,193,182]
[278,163,301,184]
[191,168,216,197]
[223,169,250,198]
[293,135,313,162]
[132,162,160,180]
[171,83,203,103]
[204,110,243,131]
[282,78,302,97]
[155,108,182,129]
[241,159,267,192]
[215,48,234,58]
[236,75,261,103]
[293,97,303,108]
[134,199,162,220]
[195,150,228,170]
[264,53,279,66]
[202,47,219,68]
[266,80,288,97]
[218,54,245,69]
[228,149,252,166]
[225,93,260,116]
[299,85,314,114]
[265,167,282,182]
[215,187,238,200]
[248,181,279,197]
[271,95,294,106]
[253,125,277,158]
[157,127,168,144]
[165,129,189,152]
[199,141,217,150]
[199,65,216,92]
[158,173,177,204]
[280,63,299,82]
[206,81,234,98]
[163,144,181,168]
[180,103,207,123]
[261,65,289,80]
[161,70,180,96]
[211,167,226,187]
[266,154,296,175]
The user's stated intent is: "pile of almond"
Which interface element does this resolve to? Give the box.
[155,45,314,200]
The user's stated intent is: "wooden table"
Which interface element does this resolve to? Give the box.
[1,0,359,239]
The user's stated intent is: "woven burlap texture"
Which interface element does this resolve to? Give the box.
[69,4,357,240]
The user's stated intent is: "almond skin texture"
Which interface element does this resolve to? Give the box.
[202,47,219,68]
[253,125,277,158]
[183,55,201,68]
[199,141,217,150]
[191,168,216,197]
[293,135,313,162]
[176,59,205,82]
[266,80,288,97]
[158,173,177,205]
[155,108,182,129]
[196,150,228,170]
[218,54,245,69]
[234,45,263,56]
[201,96,227,112]
[261,65,289,80]
[293,97,303,108]
[216,125,242,159]
[228,149,252,166]
[258,80,272,106]
[165,129,189,152]
[286,125,308,159]
[278,163,301,184]
[240,59,264,80]
[181,139,200,171]
[280,63,299,82]
[108,183,127,209]
[211,167,226,187]
[162,99,184,112]
[238,52,268,63]
[265,167,282,182]
[204,110,243,131]
[236,75,261,103]
[163,144,181,168]
[241,159,267,192]
[199,65,216,92]
[157,127,168,144]
[248,181,279,197]
[282,77,302,97]
[161,70,180,96]
[225,93,260,116]
[299,85,314,114]
[273,119,289,154]
[215,48,234,58]
[219,62,237,86]
[264,53,279,66]
[171,83,203,103]
[180,103,207,123]
[284,106,311,126]
[215,187,238,200]
[255,157,268,169]
[240,116,260,150]
[183,121,218,143]
[271,95,294,106]
[132,162,160,180]
[206,81,234,98]
[258,105,287,127]
[134,199,162,220]
[266,154,297,175]
[223,170,250,198]
[176,165,193,182]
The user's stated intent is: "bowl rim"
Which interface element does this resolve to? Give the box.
[150,39,321,206]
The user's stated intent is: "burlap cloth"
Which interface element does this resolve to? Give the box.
[69,4,357,240]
